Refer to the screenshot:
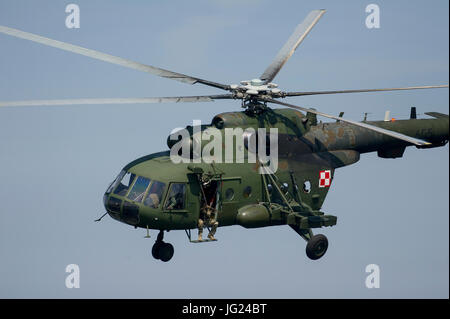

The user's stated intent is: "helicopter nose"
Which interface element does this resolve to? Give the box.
[103,192,122,222]
[103,191,140,225]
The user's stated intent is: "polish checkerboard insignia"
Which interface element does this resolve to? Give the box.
[319,170,331,188]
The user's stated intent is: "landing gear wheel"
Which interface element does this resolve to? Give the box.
[152,241,162,260]
[158,242,174,262]
[150,230,174,262]
[306,234,328,260]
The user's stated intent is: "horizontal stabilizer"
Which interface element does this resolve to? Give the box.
[424,112,449,119]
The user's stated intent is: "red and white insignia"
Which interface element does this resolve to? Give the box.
[319,170,332,188]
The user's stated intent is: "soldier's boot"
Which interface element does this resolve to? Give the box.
[198,219,204,241]
[207,221,219,240]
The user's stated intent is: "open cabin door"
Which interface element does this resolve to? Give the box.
[185,167,223,243]
[198,177,221,225]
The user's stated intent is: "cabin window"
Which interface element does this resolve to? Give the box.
[113,172,136,196]
[144,180,166,208]
[127,176,151,202]
[225,188,235,201]
[303,181,311,193]
[243,186,252,198]
[267,183,273,195]
[164,183,186,210]
[281,182,289,193]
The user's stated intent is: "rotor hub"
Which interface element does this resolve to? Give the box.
[230,79,283,103]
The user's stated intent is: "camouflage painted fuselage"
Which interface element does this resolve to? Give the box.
[103,108,449,231]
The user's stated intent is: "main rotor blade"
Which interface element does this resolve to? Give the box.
[0,25,230,91]
[0,94,233,107]
[284,85,449,97]
[260,9,326,84]
[263,98,432,147]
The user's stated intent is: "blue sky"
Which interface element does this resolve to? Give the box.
[0,0,448,298]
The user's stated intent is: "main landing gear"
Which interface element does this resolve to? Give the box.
[305,234,328,260]
[290,225,329,260]
[151,230,174,262]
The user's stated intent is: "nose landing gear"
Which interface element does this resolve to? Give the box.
[151,230,174,262]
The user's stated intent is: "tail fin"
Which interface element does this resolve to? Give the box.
[410,107,417,119]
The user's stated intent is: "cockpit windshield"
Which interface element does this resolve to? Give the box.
[144,180,166,208]
[113,172,136,196]
[127,176,151,202]
[108,170,167,208]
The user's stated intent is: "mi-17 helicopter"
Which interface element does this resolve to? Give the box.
[0,10,448,262]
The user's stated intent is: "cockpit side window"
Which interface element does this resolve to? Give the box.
[127,176,151,202]
[164,183,186,210]
[113,172,136,196]
[144,180,166,208]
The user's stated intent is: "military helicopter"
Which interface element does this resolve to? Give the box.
[0,10,448,262]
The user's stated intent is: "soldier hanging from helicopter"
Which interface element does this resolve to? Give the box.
[198,177,219,241]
